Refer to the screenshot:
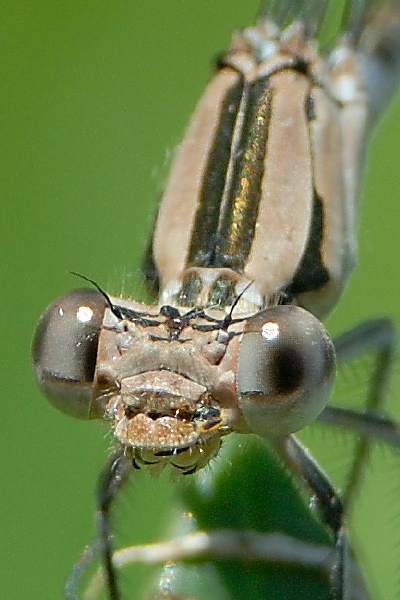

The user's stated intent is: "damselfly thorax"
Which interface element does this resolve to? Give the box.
[151,19,365,320]
[32,2,400,599]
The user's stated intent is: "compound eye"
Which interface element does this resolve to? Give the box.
[236,306,335,438]
[32,289,107,419]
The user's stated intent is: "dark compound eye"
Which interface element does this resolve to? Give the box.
[236,305,335,437]
[32,289,107,419]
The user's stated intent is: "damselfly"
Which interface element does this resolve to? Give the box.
[32,1,400,598]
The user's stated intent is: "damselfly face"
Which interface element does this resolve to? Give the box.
[31,1,400,599]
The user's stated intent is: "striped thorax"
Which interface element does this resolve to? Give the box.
[150,18,367,319]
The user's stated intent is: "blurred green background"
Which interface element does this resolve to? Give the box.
[2,1,400,599]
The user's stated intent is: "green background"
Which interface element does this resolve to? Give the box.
[2,1,400,599]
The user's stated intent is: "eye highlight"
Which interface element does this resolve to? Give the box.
[32,289,107,419]
[236,305,335,437]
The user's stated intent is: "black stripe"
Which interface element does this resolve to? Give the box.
[287,192,330,295]
[213,76,272,271]
[306,94,316,121]
[187,75,244,267]
[142,210,160,296]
